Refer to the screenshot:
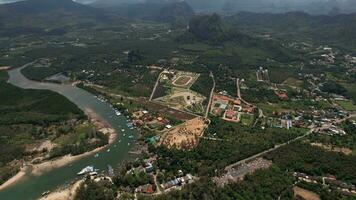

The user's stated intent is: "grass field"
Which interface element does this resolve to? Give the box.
[336,100,356,111]
[282,77,303,88]
[342,83,356,103]
[173,75,193,86]
[240,114,255,126]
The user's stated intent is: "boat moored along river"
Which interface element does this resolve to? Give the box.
[0,65,137,200]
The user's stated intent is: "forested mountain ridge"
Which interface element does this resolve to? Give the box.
[226,11,356,50]
[0,0,95,16]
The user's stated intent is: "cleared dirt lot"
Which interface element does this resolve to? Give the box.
[213,158,272,187]
[159,117,207,149]
[293,186,321,200]
[310,142,353,155]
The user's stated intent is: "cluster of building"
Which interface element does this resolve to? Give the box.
[127,160,156,175]
[160,173,194,191]
[309,46,336,65]
[210,94,255,123]
[320,125,346,136]
[132,110,173,131]
[267,117,293,130]
[344,54,356,65]
[295,108,349,133]
[80,69,97,78]
[274,90,289,101]
[256,67,270,82]
[135,184,156,194]
[294,172,356,196]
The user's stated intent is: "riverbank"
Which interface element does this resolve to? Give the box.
[39,180,83,200]
[0,171,27,191]
[0,108,117,191]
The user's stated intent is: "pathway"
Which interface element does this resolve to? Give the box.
[204,71,215,119]
[149,70,164,101]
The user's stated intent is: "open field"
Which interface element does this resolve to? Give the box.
[173,75,193,87]
[293,186,320,200]
[154,70,206,115]
[310,142,353,155]
[170,71,199,89]
[282,77,303,87]
[336,100,356,111]
[157,88,205,112]
[213,158,272,187]
[136,98,197,121]
[159,117,207,149]
[240,114,255,126]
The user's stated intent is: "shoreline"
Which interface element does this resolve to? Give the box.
[0,108,117,191]
[39,180,83,200]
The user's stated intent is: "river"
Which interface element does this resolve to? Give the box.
[0,65,137,200]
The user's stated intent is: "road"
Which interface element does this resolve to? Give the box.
[202,136,225,141]
[204,71,215,119]
[236,78,241,99]
[225,113,356,171]
[225,131,312,171]
[149,70,164,101]
[236,78,253,106]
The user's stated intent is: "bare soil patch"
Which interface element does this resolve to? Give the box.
[159,117,207,149]
[310,142,352,155]
[293,186,320,200]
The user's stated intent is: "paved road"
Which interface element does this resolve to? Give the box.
[225,131,312,171]
[225,113,356,171]
[149,70,164,101]
[204,71,215,119]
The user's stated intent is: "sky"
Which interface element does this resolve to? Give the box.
[0,0,329,4]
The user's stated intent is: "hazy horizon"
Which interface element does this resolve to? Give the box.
[0,0,355,15]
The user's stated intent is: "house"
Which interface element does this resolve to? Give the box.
[275,91,289,101]
[136,184,155,194]
[225,110,236,119]
[281,119,293,130]
[145,162,154,173]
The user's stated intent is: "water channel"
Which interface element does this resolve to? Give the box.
[0,65,137,200]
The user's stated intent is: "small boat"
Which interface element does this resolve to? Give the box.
[128,143,130,146]
[119,140,121,143]
[41,191,50,196]
[108,165,114,176]
[77,166,94,175]
[89,172,98,176]
[128,135,134,139]
[123,134,126,137]
[107,149,111,152]
[94,153,99,158]
[121,129,125,132]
